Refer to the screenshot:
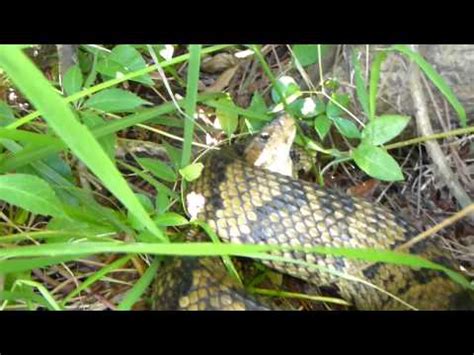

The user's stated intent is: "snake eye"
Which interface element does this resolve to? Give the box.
[260,132,270,141]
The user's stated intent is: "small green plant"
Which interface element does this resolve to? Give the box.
[267,48,412,182]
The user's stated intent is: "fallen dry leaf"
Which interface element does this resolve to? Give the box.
[201,53,239,73]
[346,179,379,198]
[203,65,240,93]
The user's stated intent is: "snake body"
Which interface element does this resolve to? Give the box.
[151,115,473,310]
[151,257,271,310]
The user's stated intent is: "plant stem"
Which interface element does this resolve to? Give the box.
[385,125,474,150]
[181,45,202,168]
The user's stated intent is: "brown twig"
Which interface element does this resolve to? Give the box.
[398,203,474,251]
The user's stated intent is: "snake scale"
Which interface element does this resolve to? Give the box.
[151,114,474,310]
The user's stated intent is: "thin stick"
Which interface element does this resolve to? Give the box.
[398,203,474,251]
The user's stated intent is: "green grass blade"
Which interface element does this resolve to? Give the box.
[0,128,60,146]
[391,44,467,127]
[14,280,62,310]
[244,252,416,310]
[0,229,117,243]
[248,287,352,306]
[0,255,84,274]
[368,52,387,121]
[352,51,369,116]
[0,141,64,173]
[0,173,68,218]
[118,161,178,199]
[6,45,231,130]
[0,290,51,308]
[1,241,471,290]
[117,257,161,310]
[194,220,243,286]
[0,93,223,173]
[61,255,132,306]
[181,45,202,168]
[0,46,165,241]
[250,46,281,100]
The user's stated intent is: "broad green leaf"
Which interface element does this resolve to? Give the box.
[314,114,332,140]
[0,138,77,208]
[63,64,83,96]
[352,142,404,181]
[0,46,165,241]
[179,162,204,182]
[205,98,269,122]
[14,152,78,207]
[0,174,67,218]
[96,45,153,86]
[249,91,268,114]
[137,157,177,182]
[362,115,410,146]
[332,117,361,139]
[216,96,239,137]
[290,97,326,118]
[155,185,170,214]
[47,217,116,243]
[58,186,129,232]
[292,45,330,67]
[84,88,150,113]
[391,44,467,127]
[245,92,269,132]
[271,76,301,104]
[369,52,387,121]
[351,51,369,116]
[163,141,182,168]
[153,212,189,227]
[326,93,350,119]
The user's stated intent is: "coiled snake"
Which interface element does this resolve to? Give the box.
[151,114,473,310]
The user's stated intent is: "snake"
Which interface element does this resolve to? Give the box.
[150,114,474,310]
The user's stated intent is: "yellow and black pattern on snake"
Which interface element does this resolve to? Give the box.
[151,257,272,310]
[188,143,473,310]
[151,114,472,310]
[150,116,302,310]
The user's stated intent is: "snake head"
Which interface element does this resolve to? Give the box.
[244,113,297,177]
